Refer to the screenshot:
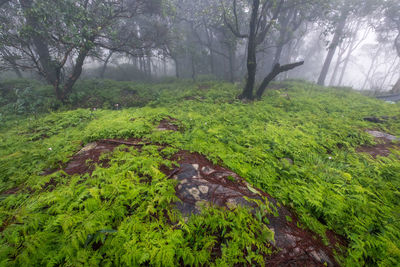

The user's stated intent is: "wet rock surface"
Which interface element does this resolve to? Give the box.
[357,130,400,158]
[42,138,345,266]
[366,130,399,142]
[167,150,344,266]
[364,117,386,123]
[157,116,180,131]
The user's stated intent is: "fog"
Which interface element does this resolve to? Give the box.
[1,1,400,265]
[1,0,400,101]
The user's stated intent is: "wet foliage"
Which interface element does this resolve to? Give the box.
[0,80,400,266]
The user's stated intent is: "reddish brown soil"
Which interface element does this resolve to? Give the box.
[157,117,180,131]
[0,188,21,232]
[37,137,346,266]
[63,138,147,175]
[166,150,345,266]
[0,186,20,195]
[357,137,400,158]
[0,216,15,233]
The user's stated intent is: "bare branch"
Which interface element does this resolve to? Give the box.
[256,61,305,98]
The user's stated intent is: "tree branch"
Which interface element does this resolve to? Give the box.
[256,61,304,98]
[221,0,248,38]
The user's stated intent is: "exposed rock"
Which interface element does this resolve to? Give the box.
[166,150,343,266]
[177,164,199,179]
[40,139,344,266]
[77,142,97,155]
[198,185,209,194]
[364,117,386,123]
[366,130,399,142]
[188,187,201,201]
[201,166,215,175]
[157,117,180,131]
[357,130,400,158]
[41,138,147,176]
[0,186,20,196]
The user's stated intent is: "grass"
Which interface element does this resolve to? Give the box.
[0,80,400,266]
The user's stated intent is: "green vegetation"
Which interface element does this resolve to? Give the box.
[1,80,400,266]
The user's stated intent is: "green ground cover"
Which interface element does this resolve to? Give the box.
[0,80,399,266]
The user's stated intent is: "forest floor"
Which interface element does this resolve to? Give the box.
[0,80,400,266]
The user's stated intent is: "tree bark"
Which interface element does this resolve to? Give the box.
[61,46,90,101]
[317,9,349,86]
[228,44,235,83]
[163,57,167,76]
[191,53,196,81]
[0,48,23,78]
[392,33,400,93]
[273,9,292,66]
[239,0,260,100]
[337,34,358,86]
[12,65,23,78]
[209,48,215,76]
[174,58,180,79]
[361,47,380,90]
[329,49,344,86]
[256,61,304,99]
[273,44,284,67]
[100,51,113,78]
[146,55,152,79]
[20,0,60,91]
[392,77,400,93]
[205,27,215,76]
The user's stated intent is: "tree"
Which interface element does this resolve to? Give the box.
[317,5,350,86]
[221,0,314,100]
[0,0,162,102]
[378,0,400,92]
[317,0,379,86]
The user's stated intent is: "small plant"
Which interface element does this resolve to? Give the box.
[0,80,399,266]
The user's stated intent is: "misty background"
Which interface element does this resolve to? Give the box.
[0,0,399,98]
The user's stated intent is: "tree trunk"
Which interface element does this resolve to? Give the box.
[191,54,196,81]
[174,58,180,79]
[100,51,113,79]
[283,42,294,80]
[317,9,349,86]
[329,50,343,86]
[391,33,400,93]
[139,56,144,73]
[273,44,284,67]
[20,0,61,94]
[61,46,90,102]
[337,37,357,86]
[228,45,235,83]
[146,56,152,79]
[240,0,260,100]
[273,10,291,67]
[163,57,167,76]
[392,76,400,93]
[209,48,215,76]
[256,61,304,99]
[13,66,23,78]
[361,48,380,90]
[1,48,23,78]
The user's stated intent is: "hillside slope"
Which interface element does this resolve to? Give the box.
[0,81,399,266]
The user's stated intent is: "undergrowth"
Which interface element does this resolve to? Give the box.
[0,80,400,266]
